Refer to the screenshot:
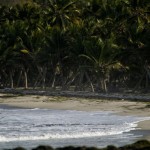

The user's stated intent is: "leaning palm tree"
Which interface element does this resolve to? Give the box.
[80,34,120,92]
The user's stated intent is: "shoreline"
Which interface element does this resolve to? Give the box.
[0,89,150,101]
[0,91,150,141]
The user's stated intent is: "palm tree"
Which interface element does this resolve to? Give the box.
[80,33,121,92]
[44,0,80,30]
[114,0,150,89]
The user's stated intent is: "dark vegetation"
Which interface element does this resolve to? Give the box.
[0,0,150,93]
[7,140,150,150]
[0,0,32,6]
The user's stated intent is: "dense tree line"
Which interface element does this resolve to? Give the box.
[0,0,150,92]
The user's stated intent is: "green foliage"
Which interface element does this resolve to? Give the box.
[0,0,150,91]
[0,0,33,6]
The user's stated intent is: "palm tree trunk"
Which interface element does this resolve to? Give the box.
[9,71,14,89]
[16,70,23,88]
[33,74,40,89]
[100,75,107,92]
[51,72,56,89]
[134,73,145,90]
[41,67,47,89]
[145,66,150,88]
[75,71,84,91]
[85,72,95,92]
[65,72,79,90]
[24,70,28,89]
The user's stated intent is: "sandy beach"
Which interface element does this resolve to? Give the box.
[0,92,150,141]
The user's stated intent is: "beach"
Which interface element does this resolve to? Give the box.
[0,92,150,143]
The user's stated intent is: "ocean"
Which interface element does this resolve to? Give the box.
[0,105,150,149]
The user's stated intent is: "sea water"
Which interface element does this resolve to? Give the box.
[0,106,150,149]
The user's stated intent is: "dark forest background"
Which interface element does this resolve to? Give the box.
[0,0,150,93]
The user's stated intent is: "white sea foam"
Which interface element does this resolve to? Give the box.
[0,129,136,142]
[0,109,150,144]
[0,132,119,142]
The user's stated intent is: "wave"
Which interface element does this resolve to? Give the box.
[0,130,130,142]
[0,109,150,144]
[0,121,142,143]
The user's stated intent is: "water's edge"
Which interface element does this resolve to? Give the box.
[0,106,150,149]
